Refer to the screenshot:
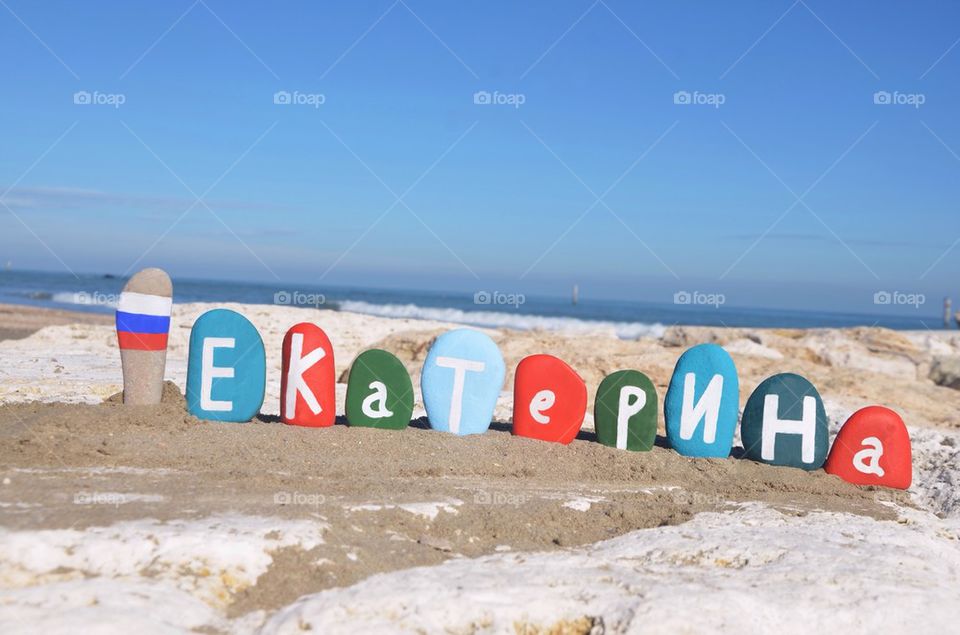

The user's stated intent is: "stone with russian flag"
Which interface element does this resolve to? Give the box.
[512,354,587,445]
[116,268,173,405]
[824,406,912,489]
[186,308,265,422]
[281,322,336,427]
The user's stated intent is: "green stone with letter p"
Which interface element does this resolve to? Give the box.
[594,370,658,451]
[345,349,414,430]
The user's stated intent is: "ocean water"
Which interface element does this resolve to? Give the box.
[0,269,947,337]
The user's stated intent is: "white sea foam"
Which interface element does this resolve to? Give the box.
[338,300,665,339]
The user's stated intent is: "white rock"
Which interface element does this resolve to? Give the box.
[725,337,784,360]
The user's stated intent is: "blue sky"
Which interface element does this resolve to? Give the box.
[1,0,958,314]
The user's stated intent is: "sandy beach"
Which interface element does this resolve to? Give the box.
[1,302,959,633]
[7,0,960,630]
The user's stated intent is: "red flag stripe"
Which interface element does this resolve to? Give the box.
[117,331,168,351]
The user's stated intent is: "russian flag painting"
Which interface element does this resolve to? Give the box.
[116,292,172,351]
[116,268,173,405]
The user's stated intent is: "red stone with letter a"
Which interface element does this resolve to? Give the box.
[512,354,587,445]
[824,406,912,489]
[281,323,335,427]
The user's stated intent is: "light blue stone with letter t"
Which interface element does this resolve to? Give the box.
[186,308,265,422]
[421,328,505,436]
[664,343,739,457]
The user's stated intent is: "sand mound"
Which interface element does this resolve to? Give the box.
[102,380,186,407]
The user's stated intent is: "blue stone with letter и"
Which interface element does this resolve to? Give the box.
[664,343,739,458]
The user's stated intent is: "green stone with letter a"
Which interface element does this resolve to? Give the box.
[345,349,414,430]
[594,370,658,451]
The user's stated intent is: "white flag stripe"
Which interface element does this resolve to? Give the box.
[117,291,173,316]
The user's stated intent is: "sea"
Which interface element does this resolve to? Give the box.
[0,269,949,338]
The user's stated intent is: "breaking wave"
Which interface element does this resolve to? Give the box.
[338,300,665,339]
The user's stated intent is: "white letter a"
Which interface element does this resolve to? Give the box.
[853,436,885,477]
[361,381,395,419]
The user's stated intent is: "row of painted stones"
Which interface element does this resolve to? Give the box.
[190,311,915,491]
[116,270,911,491]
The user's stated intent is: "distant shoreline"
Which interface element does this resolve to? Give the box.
[0,300,954,346]
[0,268,950,332]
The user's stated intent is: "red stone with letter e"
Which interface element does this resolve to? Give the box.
[512,354,587,445]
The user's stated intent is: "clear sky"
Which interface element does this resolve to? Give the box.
[1,1,958,314]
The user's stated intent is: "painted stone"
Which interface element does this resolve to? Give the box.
[824,406,912,489]
[513,354,587,445]
[421,328,505,436]
[281,323,336,427]
[116,268,172,405]
[741,373,828,470]
[664,343,739,458]
[345,349,413,430]
[594,370,657,451]
[186,308,265,422]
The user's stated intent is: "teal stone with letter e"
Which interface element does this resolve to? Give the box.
[186,308,265,422]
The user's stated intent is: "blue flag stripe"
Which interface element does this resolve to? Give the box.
[116,311,171,334]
